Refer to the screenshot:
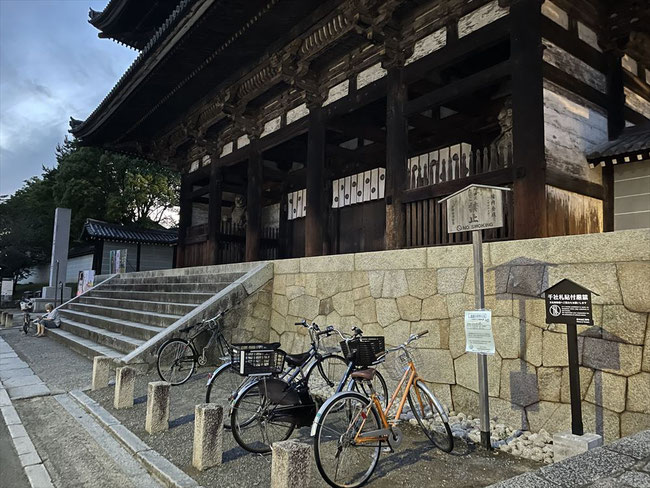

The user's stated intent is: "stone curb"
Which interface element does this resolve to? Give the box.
[69,389,202,488]
[0,338,55,488]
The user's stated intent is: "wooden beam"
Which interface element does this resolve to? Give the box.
[542,62,608,108]
[546,168,604,200]
[177,173,192,268]
[245,146,262,262]
[623,107,650,125]
[305,109,326,257]
[385,68,407,250]
[207,164,222,264]
[402,168,514,203]
[403,16,511,83]
[511,0,547,239]
[540,16,606,73]
[405,61,511,116]
[604,52,626,232]
[624,71,650,102]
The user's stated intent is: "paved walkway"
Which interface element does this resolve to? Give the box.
[489,430,650,488]
[0,336,51,400]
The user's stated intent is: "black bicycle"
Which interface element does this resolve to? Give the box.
[229,324,388,453]
[20,299,36,335]
[156,309,230,385]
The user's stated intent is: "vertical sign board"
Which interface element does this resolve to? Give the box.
[543,279,596,436]
[440,184,511,450]
[1,278,13,304]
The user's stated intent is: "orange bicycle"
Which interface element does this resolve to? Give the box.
[311,330,453,488]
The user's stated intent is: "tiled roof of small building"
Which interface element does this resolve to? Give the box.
[81,219,177,245]
[587,123,650,166]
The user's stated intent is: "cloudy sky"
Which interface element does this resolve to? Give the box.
[0,0,137,197]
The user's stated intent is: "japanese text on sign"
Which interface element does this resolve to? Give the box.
[464,310,495,355]
[446,186,504,233]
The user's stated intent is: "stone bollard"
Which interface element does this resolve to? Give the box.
[145,381,170,434]
[113,366,136,409]
[271,440,312,488]
[5,313,13,327]
[192,404,223,471]
[92,356,113,391]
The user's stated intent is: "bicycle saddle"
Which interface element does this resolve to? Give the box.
[350,368,377,381]
[285,351,311,367]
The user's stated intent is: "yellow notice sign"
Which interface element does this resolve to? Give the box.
[464,310,495,355]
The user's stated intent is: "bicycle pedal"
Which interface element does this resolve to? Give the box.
[382,446,393,453]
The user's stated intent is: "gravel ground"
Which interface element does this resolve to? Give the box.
[88,368,541,488]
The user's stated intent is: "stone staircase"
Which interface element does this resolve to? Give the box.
[47,266,254,361]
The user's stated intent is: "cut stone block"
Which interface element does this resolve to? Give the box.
[192,403,223,471]
[92,356,113,391]
[552,431,602,463]
[145,381,170,434]
[271,440,312,488]
[114,366,136,409]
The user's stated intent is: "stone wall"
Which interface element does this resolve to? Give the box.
[268,229,650,442]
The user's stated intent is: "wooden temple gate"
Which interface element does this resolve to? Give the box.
[71,0,650,268]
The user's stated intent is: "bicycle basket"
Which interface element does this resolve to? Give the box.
[385,346,432,382]
[230,343,286,376]
[340,336,385,367]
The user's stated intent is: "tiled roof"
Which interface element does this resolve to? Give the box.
[587,123,650,166]
[81,219,177,245]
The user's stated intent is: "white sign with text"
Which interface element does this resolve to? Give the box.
[445,186,504,233]
[464,310,495,355]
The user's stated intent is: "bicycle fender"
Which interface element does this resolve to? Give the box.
[206,362,231,386]
[310,390,369,437]
[415,381,450,423]
[233,377,299,406]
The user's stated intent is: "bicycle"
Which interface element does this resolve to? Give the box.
[20,299,36,335]
[229,324,389,454]
[205,319,344,428]
[156,309,231,385]
[312,330,453,488]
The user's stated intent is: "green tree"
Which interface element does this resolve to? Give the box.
[0,138,179,283]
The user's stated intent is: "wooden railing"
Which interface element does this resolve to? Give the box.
[183,222,279,264]
[404,141,514,247]
[407,141,512,189]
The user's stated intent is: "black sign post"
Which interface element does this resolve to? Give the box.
[542,279,597,436]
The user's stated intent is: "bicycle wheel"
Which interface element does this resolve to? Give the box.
[348,369,389,409]
[307,354,348,404]
[230,379,296,453]
[156,338,196,385]
[407,380,453,452]
[205,362,249,430]
[314,392,382,488]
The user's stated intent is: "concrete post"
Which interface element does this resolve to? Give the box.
[192,404,223,471]
[271,440,312,488]
[145,381,170,434]
[92,356,113,391]
[5,312,13,327]
[114,366,136,409]
[1,312,6,327]
[42,208,72,301]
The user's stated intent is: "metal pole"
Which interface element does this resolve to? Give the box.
[472,230,491,449]
[567,323,584,435]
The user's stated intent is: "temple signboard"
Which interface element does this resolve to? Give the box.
[443,185,507,234]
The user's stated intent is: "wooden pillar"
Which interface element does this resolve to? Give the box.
[246,146,262,262]
[92,240,104,274]
[177,174,192,268]
[603,52,625,232]
[511,0,547,239]
[305,108,325,256]
[279,190,289,259]
[207,163,223,264]
[136,243,141,272]
[384,67,408,250]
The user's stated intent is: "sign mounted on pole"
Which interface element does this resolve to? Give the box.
[542,279,598,437]
[442,184,506,234]
[544,279,595,326]
[440,184,511,451]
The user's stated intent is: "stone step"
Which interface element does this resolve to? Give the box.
[87,290,213,304]
[77,296,196,316]
[58,309,164,340]
[67,302,180,328]
[110,272,244,285]
[47,328,123,361]
[58,318,145,354]
[98,282,230,293]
